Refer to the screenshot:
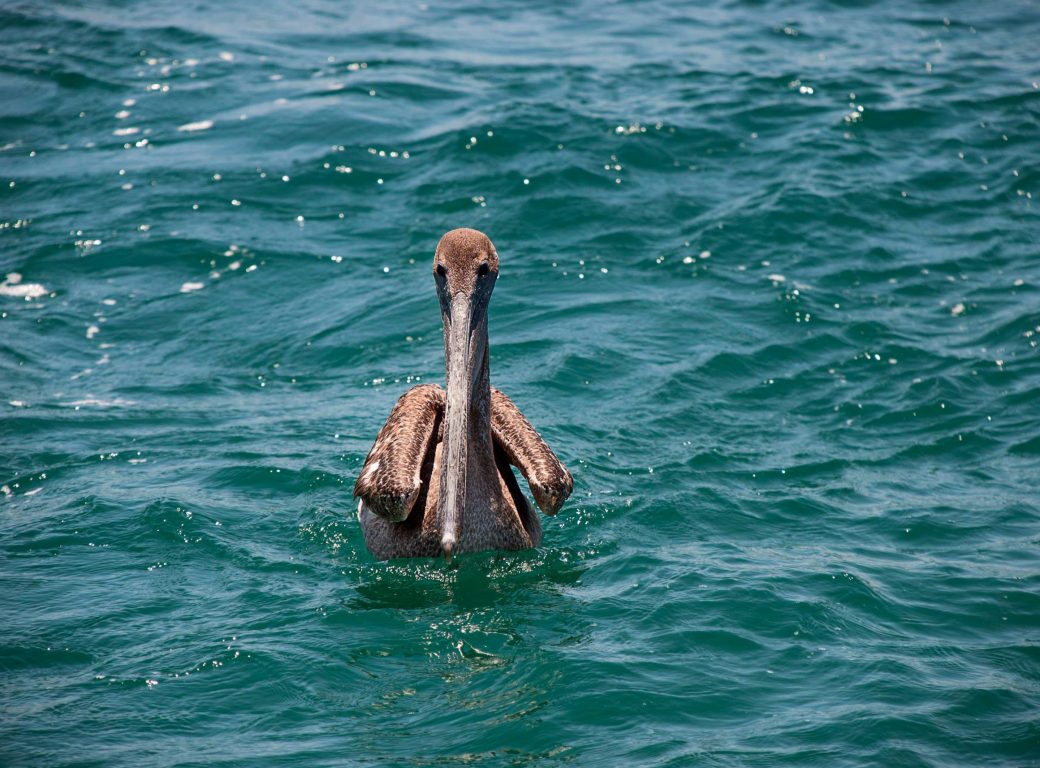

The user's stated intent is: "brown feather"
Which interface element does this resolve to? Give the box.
[490,388,573,515]
[353,383,444,522]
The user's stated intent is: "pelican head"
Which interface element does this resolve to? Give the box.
[432,228,500,558]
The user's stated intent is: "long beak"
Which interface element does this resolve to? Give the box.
[439,293,475,560]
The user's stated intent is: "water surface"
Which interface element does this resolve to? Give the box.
[2,1,1039,765]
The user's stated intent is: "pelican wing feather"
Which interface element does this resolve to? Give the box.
[490,388,573,515]
[354,383,444,522]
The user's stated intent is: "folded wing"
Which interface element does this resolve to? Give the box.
[354,384,444,522]
[490,388,573,515]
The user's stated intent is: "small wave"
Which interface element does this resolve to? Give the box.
[59,398,135,407]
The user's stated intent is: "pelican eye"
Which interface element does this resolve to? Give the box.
[477,262,490,277]
[436,263,447,277]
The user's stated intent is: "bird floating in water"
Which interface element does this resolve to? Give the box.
[355,228,573,560]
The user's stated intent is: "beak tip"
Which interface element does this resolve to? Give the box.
[442,535,455,562]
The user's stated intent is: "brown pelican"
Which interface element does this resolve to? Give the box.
[355,228,573,560]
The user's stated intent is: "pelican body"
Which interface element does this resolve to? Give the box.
[355,228,572,560]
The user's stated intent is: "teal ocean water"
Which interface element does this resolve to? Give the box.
[2,1,1039,764]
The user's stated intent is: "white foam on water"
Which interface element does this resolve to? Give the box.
[178,120,214,132]
[0,273,48,299]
